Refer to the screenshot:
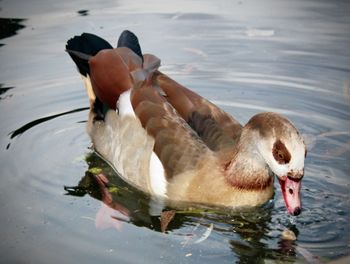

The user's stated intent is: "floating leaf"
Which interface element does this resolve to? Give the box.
[160,210,176,232]
[108,186,119,193]
[281,229,296,241]
[88,167,102,175]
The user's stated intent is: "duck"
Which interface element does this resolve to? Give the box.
[66,30,306,216]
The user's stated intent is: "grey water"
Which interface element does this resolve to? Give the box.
[0,0,349,263]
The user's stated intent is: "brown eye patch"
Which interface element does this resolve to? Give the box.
[272,140,291,164]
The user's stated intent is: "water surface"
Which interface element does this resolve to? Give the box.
[0,0,349,263]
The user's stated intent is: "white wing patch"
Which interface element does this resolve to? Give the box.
[149,152,167,197]
[117,89,135,117]
[116,89,167,197]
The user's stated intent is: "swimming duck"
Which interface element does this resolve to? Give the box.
[66,30,306,216]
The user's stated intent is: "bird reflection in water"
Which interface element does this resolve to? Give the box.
[65,152,306,263]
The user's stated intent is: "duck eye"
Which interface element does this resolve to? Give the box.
[278,151,284,160]
[273,140,291,164]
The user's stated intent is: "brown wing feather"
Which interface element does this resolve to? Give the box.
[89,47,143,109]
[131,81,209,179]
[155,72,242,156]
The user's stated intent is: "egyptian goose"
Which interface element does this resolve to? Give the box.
[66,30,306,216]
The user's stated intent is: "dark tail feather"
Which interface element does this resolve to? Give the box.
[117,30,143,62]
[65,33,113,76]
[65,49,92,61]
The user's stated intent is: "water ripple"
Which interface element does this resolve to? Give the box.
[214,73,334,94]
[8,107,89,140]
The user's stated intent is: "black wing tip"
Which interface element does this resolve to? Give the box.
[117,30,143,61]
[66,30,144,74]
[65,49,92,61]
[65,32,113,54]
[66,33,113,76]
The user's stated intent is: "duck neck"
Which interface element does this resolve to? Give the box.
[224,129,273,190]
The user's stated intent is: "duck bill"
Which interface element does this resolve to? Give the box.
[278,177,302,216]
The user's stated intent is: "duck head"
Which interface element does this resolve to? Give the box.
[247,112,306,216]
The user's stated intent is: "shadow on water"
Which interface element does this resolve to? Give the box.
[0,17,26,46]
[0,83,14,99]
[7,107,89,149]
[65,152,305,263]
[77,10,89,16]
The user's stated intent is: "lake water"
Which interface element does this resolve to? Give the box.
[0,0,350,263]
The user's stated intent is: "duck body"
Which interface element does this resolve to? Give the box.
[66,31,306,215]
[88,105,274,208]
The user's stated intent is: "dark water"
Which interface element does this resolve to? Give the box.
[1,0,350,263]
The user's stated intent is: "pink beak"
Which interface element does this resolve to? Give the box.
[278,177,302,216]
